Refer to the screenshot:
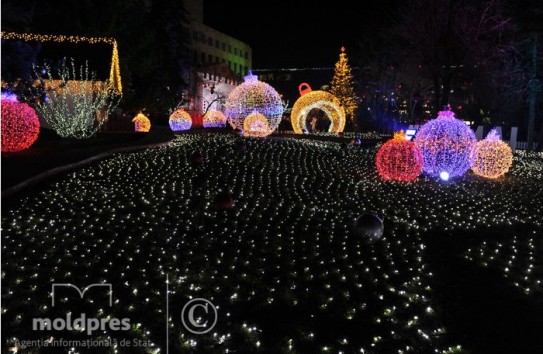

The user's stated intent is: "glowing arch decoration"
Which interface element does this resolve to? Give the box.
[132,113,151,132]
[1,99,40,152]
[225,74,283,137]
[290,83,346,134]
[376,130,423,182]
[414,110,476,179]
[472,129,513,179]
[243,112,270,137]
[169,109,192,131]
[203,110,227,128]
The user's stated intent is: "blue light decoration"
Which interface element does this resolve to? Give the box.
[414,110,476,179]
[169,109,192,131]
[225,74,284,137]
[405,129,417,141]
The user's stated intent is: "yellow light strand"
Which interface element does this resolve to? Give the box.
[0,31,122,93]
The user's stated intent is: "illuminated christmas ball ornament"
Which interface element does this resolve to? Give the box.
[169,109,192,131]
[132,113,151,132]
[203,110,227,128]
[225,74,283,137]
[353,213,384,241]
[291,83,346,134]
[414,110,476,178]
[472,129,513,179]
[243,112,270,137]
[1,99,40,152]
[376,131,423,182]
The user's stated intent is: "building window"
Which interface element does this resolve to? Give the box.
[200,32,205,42]
[215,40,219,48]
[228,60,232,69]
[222,42,225,51]
[215,56,219,63]
[201,52,205,64]
[234,48,238,55]
[234,63,237,72]
[208,54,212,63]
[228,45,231,53]
[208,37,212,46]
[245,51,249,59]
[245,66,248,75]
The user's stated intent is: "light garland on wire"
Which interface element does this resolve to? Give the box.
[290,83,346,134]
[169,109,192,131]
[414,110,476,179]
[1,99,40,152]
[203,110,227,128]
[376,130,423,182]
[472,129,513,179]
[1,134,542,353]
[0,31,122,93]
[225,74,283,137]
[132,113,151,132]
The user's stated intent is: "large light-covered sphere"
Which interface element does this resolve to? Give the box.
[376,131,423,182]
[1,99,40,152]
[414,110,476,178]
[353,213,384,241]
[472,129,513,179]
[203,110,227,128]
[225,74,283,137]
[291,83,346,133]
[169,109,192,131]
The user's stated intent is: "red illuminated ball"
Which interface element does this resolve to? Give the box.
[376,131,423,182]
[1,99,40,152]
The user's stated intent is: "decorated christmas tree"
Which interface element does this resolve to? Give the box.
[330,47,358,126]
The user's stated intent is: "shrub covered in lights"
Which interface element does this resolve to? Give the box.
[31,59,120,139]
[132,113,151,132]
[169,109,192,131]
[203,110,227,128]
[1,99,40,152]
[291,83,346,134]
[376,131,423,182]
[414,110,476,178]
[472,129,513,179]
[225,74,283,137]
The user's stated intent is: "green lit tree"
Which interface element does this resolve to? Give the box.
[330,47,359,128]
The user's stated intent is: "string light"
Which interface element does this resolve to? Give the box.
[242,112,269,137]
[1,99,40,152]
[376,130,423,182]
[0,31,122,93]
[472,129,513,179]
[414,110,476,179]
[169,109,192,131]
[132,113,151,132]
[225,74,284,137]
[291,83,346,134]
[203,110,227,128]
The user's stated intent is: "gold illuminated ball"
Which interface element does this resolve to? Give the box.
[169,109,192,131]
[203,110,227,128]
[472,130,513,179]
[243,112,270,137]
[290,83,346,134]
[132,113,151,132]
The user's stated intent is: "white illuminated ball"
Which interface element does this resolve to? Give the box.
[439,171,450,181]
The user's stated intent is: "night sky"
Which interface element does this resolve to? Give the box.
[204,0,397,69]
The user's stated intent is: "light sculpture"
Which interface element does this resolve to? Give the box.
[472,129,513,179]
[169,109,192,131]
[376,130,423,182]
[132,113,151,132]
[203,110,227,128]
[1,99,40,152]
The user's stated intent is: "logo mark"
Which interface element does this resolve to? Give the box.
[181,298,217,334]
[51,283,112,307]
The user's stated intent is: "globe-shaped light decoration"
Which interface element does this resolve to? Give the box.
[203,110,227,128]
[169,109,192,131]
[291,83,346,134]
[353,213,384,241]
[1,99,40,152]
[414,110,476,178]
[472,129,513,179]
[376,130,423,182]
[225,74,283,137]
[132,113,151,132]
[243,112,270,137]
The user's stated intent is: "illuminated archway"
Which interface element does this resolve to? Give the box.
[291,83,345,134]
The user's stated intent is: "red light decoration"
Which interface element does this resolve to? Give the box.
[1,99,40,152]
[376,130,423,182]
